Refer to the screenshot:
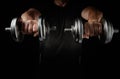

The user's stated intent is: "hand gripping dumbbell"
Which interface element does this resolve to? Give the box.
[4,17,58,42]
[5,17,119,43]
[63,18,119,43]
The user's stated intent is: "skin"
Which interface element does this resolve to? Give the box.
[20,1,103,38]
[81,6,103,38]
[81,6,103,23]
[20,0,69,37]
[21,8,41,37]
[54,0,69,7]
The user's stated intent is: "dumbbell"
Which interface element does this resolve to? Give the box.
[76,18,119,43]
[5,17,58,42]
[63,18,119,43]
[5,17,119,44]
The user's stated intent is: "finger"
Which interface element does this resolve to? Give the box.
[33,23,38,32]
[89,24,94,36]
[28,22,33,34]
[24,22,29,34]
[21,22,26,34]
[84,22,90,37]
[98,23,102,33]
[33,32,39,37]
[83,34,89,39]
[94,23,102,35]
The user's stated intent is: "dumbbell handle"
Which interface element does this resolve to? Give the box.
[5,27,11,31]
[64,28,72,31]
[114,29,119,33]
[49,26,73,32]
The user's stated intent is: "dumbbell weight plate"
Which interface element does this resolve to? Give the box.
[103,19,115,43]
[72,18,83,43]
[103,19,119,43]
[38,17,48,41]
[5,18,24,42]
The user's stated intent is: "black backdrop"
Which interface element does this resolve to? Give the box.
[0,0,120,78]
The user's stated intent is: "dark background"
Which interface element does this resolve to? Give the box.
[0,0,120,78]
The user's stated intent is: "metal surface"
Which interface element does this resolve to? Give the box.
[5,18,24,42]
[103,19,119,43]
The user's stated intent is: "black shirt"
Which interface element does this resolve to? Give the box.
[37,1,83,64]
